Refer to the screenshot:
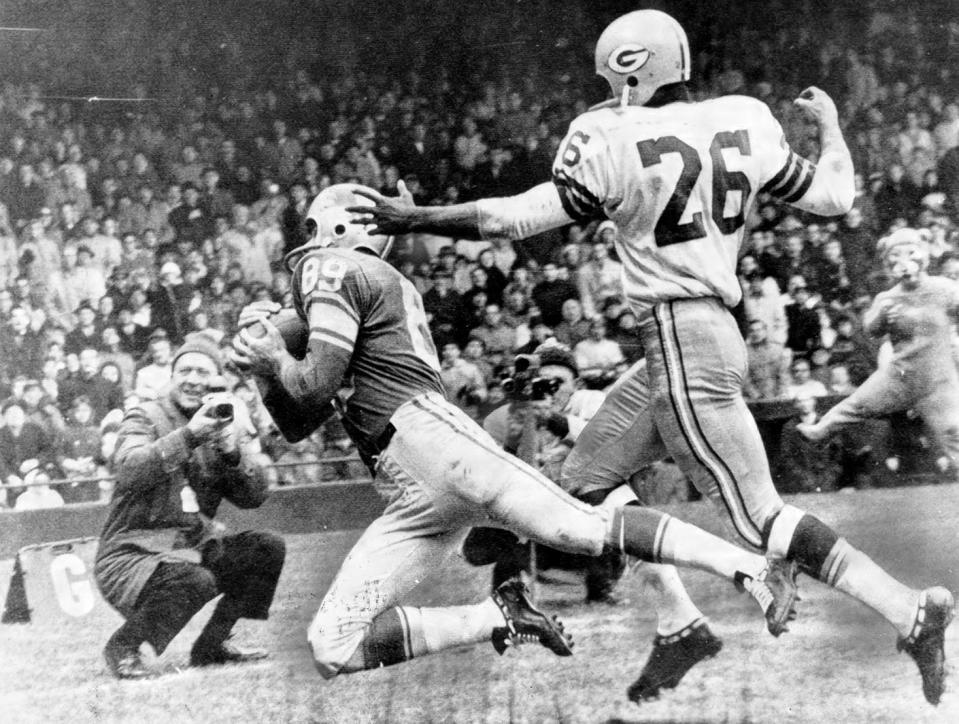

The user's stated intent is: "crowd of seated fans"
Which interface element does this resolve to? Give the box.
[1,2,959,508]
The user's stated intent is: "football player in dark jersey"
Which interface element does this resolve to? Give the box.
[231,183,796,682]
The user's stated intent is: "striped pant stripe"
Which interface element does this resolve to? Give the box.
[397,607,414,660]
[653,303,764,547]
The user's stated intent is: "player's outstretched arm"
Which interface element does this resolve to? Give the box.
[764,87,855,217]
[350,182,574,241]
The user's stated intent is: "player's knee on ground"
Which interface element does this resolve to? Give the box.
[308,605,368,679]
[309,606,413,679]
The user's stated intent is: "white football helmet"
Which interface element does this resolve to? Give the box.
[299,183,393,260]
[595,9,691,107]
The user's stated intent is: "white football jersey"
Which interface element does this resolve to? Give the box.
[552,95,816,313]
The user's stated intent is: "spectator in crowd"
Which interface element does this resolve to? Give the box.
[116,306,150,359]
[835,206,877,282]
[786,356,829,400]
[817,236,853,301]
[65,301,102,355]
[531,261,578,328]
[829,313,875,384]
[776,396,841,494]
[469,303,516,369]
[281,181,311,257]
[100,326,136,389]
[463,265,498,309]
[874,163,920,231]
[742,270,788,345]
[0,398,54,504]
[462,335,495,388]
[58,347,124,422]
[1,305,45,381]
[168,183,209,247]
[476,248,508,305]
[12,459,64,511]
[577,222,624,319]
[150,262,192,344]
[94,333,285,679]
[744,319,793,401]
[828,363,856,396]
[784,277,822,358]
[56,395,101,502]
[422,267,465,348]
[553,298,590,349]
[20,378,64,440]
[609,308,643,364]
[573,317,625,388]
[439,341,488,416]
[134,332,174,400]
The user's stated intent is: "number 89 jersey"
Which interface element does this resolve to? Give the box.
[553,95,812,314]
[291,246,445,444]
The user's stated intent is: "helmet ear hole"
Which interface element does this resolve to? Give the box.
[626,76,639,87]
[334,223,347,236]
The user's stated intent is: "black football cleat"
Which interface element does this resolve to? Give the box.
[491,580,574,657]
[627,618,723,703]
[104,631,152,680]
[736,558,800,637]
[190,639,270,667]
[898,586,955,705]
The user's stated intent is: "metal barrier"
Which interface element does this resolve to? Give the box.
[1,454,367,498]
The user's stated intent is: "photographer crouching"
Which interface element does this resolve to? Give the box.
[464,344,626,602]
[94,332,285,679]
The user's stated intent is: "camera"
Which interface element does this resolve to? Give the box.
[501,354,562,403]
[205,376,234,422]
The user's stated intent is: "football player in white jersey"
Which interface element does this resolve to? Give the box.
[350,9,954,706]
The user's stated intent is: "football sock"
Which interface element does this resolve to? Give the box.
[768,505,919,636]
[635,562,704,636]
[608,506,766,582]
[404,599,505,654]
[353,600,504,670]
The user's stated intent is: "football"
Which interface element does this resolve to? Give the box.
[248,308,309,360]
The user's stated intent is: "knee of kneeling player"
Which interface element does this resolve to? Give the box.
[307,613,360,680]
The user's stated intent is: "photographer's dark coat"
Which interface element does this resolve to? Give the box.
[94,395,269,617]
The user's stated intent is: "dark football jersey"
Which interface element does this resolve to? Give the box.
[291,246,445,453]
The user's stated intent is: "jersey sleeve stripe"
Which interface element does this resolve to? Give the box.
[760,152,800,195]
[780,160,816,203]
[306,291,361,324]
[308,328,356,354]
[552,172,605,222]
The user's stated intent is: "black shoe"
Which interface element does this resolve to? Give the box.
[898,586,955,705]
[104,633,152,680]
[190,639,270,667]
[491,580,574,657]
[627,619,723,703]
[736,558,800,637]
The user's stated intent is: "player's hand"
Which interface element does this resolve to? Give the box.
[794,86,839,127]
[186,399,234,445]
[237,300,282,329]
[346,180,417,236]
[231,319,287,377]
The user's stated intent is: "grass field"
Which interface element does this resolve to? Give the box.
[3,483,959,723]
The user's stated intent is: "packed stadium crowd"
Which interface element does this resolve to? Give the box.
[1,1,959,510]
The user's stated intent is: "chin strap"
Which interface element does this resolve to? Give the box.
[620,84,632,108]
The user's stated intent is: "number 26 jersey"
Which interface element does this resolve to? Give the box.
[552,95,816,313]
